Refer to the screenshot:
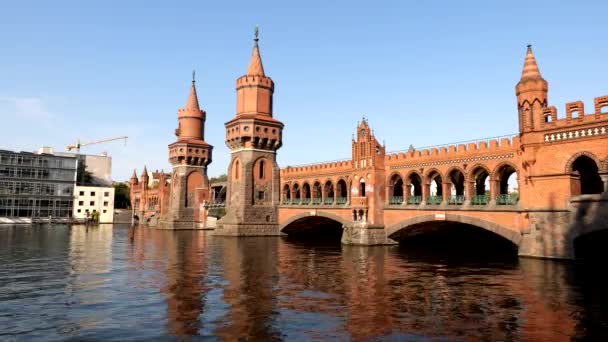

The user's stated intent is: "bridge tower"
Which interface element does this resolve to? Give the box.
[215,29,284,236]
[163,75,213,229]
[516,45,548,135]
[341,118,391,245]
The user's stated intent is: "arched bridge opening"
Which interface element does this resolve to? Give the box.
[387,216,520,261]
[280,214,348,246]
[574,230,608,262]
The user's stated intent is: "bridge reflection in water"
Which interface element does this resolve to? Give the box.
[1,225,607,340]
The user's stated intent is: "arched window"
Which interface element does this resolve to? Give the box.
[470,166,490,205]
[572,156,603,195]
[259,160,265,179]
[495,164,518,205]
[359,180,366,197]
[233,160,240,180]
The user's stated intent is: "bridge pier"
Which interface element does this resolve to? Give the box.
[341,222,397,246]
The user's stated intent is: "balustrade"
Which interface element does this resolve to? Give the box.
[448,195,465,205]
[471,194,489,205]
[496,194,518,205]
[312,198,322,205]
[301,198,311,205]
[336,197,347,205]
[389,196,403,205]
[324,197,334,205]
[426,195,442,205]
[407,196,422,205]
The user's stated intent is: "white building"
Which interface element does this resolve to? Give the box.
[73,185,115,223]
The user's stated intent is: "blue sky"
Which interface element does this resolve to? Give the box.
[1,1,607,181]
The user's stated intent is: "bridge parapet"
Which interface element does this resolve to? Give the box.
[385,134,519,165]
[280,159,353,178]
[538,95,608,130]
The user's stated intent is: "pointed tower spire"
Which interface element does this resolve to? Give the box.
[520,45,543,81]
[141,165,148,177]
[130,169,138,185]
[247,25,265,76]
[185,70,200,110]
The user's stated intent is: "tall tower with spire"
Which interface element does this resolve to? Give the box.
[216,28,284,236]
[516,45,548,134]
[164,74,213,229]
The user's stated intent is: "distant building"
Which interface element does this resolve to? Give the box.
[0,149,77,222]
[73,185,115,223]
[46,147,113,186]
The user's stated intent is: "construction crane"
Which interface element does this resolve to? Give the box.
[66,136,128,154]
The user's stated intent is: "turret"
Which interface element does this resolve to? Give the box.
[130,169,138,186]
[516,45,548,133]
[225,27,283,152]
[168,74,212,167]
[141,166,149,185]
[176,72,206,141]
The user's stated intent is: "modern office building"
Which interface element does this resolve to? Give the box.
[0,149,77,222]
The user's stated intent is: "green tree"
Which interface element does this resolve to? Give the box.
[209,174,228,183]
[114,182,131,209]
[76,161,93,185]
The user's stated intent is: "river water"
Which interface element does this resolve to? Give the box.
[0,224,606,341]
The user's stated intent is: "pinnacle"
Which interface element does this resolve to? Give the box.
[185,80,200,110]
[520,45,543,80]
[246,31,265,76]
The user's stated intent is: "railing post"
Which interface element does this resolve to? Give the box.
[422,182,430,205]
[402,183,409,206]
[441,181,451,205]
[489,177,499,206]
[464,180,474,206]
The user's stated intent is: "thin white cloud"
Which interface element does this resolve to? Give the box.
[0,96,52,120]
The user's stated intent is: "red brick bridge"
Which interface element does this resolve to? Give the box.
[274,48,608,259]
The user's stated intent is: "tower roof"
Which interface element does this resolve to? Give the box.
[131,169,138,179]
[246,26,265,76]
[520,45,543,81]
[185,71,200,110]
[141,166,148,178]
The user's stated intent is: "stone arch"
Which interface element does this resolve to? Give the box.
[231,157,241,180]
[252,156,271,180]
[405,170,423,199]
[567,152,603,195]
[386,214,521,246]
[446,166,466,200]
[185,170,203,208]
[468,163,491,180]
[425,168,443,201]
[282,183,291,203]
[292,183,301,201]
[491,161,519,180]
[336,178,348,202]
[565,151,601,173]
[279,211,352,232]
[323,179,335,204]
[301,182,311,200]
[424,168,443,184]
[388,171,404,200]
[446,166,467,181]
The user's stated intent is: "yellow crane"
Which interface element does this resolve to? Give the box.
[66,136,128,154]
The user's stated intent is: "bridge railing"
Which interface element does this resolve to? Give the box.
[387,133,517,155]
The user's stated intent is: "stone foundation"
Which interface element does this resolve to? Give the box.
[214,222,280,236]
[341,222,397,245]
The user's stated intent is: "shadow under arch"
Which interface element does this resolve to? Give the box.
[280,211,352,244]
[386,214,521,247]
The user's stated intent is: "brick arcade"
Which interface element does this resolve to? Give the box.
[130,34,608,259]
